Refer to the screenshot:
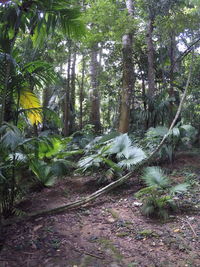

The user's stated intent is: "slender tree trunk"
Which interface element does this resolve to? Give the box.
[146,17,156,98]
[0,8,22,126]
[141,75,146,111]
[168,33,176,126]
[90,43,101,133]
[118,0,134,133]
[1,55,12,124]
[63,42,72,136]
[70,52,76,133]
[146,16,156,128]
[79,54,85,130]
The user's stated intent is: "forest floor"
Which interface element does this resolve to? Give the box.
[0,152,200,267]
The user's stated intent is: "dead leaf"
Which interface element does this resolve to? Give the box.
[173,228,180,233]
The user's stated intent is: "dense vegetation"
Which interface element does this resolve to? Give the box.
[0,0,200,224]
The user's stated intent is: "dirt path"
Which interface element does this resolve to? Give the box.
[0,153,200,267]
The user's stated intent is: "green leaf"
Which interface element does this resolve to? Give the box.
[101,157,121,172]
[170,183,190,195]
[0,124,23,151]
[29,159,56,187]
[142,167,170,188]
[108,134,132,155]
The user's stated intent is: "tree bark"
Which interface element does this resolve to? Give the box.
[1,55,12,124]
[118,0,134,133]
[63,42,72,136]
[90,43,101,133]
[146,17,156,98]
[70,52,76,133]
[168,33,177,126]
[79,54,85,130]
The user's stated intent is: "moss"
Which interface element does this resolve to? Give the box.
[107,208,120,219]
[116,232,129,237]
[138,229,154,237]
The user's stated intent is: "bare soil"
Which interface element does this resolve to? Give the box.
[0,153,200,267]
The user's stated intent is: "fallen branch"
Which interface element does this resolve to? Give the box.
[1,59,193,226]
[74,248,104,259]
[180,218,197,238]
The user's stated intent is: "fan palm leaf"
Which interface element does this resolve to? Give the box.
[142,167,170,188]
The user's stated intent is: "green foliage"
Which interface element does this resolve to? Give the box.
[83,0,133,44]
[0,0,85,52]
[38,137,64,159]
[77,133,146,182]
[136,166,190,220]
[0,123,26,218]
[142,167,169,188]
[0,0,200,223]
[29,159,56,187]
[142,124,197,162]
[0,123,79,218]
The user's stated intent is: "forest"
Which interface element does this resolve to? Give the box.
[0,0,200,266]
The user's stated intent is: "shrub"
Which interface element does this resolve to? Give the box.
[77,133,146,183]
[135,166,189,219]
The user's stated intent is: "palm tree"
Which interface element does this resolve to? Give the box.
[0,0,85,127]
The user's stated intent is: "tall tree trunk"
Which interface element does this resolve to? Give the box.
[79,54,85,130]
[63,42,71,136]
[146,16,156,128]
[70,52,76,134]
[90,43,101,133]
[168,33,176,126]
[118,0,134,133]
[146,17,156,98]
[1,55,13,124]
[0,7,22,127]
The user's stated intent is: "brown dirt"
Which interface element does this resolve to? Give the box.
[0,153,200,267]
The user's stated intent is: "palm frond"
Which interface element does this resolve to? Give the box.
[38,137,62,159]
[118,146,146,169]
[29,159,56,187]
[0,123,23,151]
[108,134,132,156]
[43,108,63,128]
[142,167,170,188]
[51,159,76,177]
[19,88,42,125]
[170,183,190,195]
[180,125,197,140]
[146,126,168,139]
[79,154,101,169]
[31,2,85,47]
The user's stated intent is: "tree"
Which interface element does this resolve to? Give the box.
[0,0,85,128]
[118,0,135,133]
[89,42,101,133]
